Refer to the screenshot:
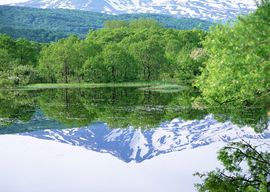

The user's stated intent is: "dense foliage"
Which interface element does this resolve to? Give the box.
[36,20,206,84]
[0,34,42,86]
[195,141,270,192]
[0,19,206,85]
[0,5,212,42]
[193,2,270,191]
[195,0,270,105]
[0,27,69,43]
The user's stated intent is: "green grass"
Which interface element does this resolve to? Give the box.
[21,81,185,91]
[138,84,186,93]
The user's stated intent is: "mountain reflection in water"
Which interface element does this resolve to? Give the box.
[21,114,270,163]
[0,87,269,163]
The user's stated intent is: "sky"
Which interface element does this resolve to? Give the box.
[0,0,29,5]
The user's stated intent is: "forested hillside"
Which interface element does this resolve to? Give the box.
[0,5,212,42]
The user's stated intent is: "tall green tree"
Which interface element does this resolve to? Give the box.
[102,44,137,82]
[38,35,82,83]
[130,38,166,81]
[83,55,106,83]
[0,34,16,57]
[83,44,137,83]
[0,48,14,71]
[196,1,270,104]
[15,38,41,66]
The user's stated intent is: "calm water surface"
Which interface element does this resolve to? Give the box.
[0,87,269,192]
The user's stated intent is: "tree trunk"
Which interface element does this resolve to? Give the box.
[147,65,151,81]
[112,65,116,82]
[64,59,68,83]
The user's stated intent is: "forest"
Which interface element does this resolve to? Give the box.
[1,0,269,106]
[0,0,268,111]
[0,1,269,191]
[0,19,206,86]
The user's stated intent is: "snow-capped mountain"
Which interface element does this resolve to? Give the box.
[8,0,257,20]
[22,115,270,163]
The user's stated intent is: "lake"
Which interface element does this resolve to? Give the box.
[0,87,269,192]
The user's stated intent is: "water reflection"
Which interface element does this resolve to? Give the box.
[0,87,269,163]
[0,88,206,130]
[21,114,270,163]
[0,90,37,126]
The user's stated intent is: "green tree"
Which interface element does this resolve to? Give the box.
[75,39,100,81]
[102,44,137,82]
[83,55,106,83]
[177,47,206,83]
[104,20,129,29]
[38,35,82,83]
[129,19,162,29]
[195,141,270,192]
[0,34,16,57]
[83,44,137,83]
[15,38,41,66]
[9,65,39,85]
[87,28,131,45]
[0,48,14,71]
[196,1,270,104]
[130,38,166,81]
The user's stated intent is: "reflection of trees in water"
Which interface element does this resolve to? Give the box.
[0,88,269,131]
[1,89,269,190]
[0,90,37,126]
[39,87,180,128]
[194,98,270,191]
[38,88,96,127]
[196,91,270,132]
[208,99,270,132]
[164,88,208,121]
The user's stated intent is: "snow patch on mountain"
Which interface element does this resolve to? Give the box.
[130,129,149,159]
[0,0,29,4]
[21,115,270,163]
[6,0,257,20]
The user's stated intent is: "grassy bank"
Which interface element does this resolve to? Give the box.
[21,81,185,91]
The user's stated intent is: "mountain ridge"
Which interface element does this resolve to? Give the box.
[21,114,270,163]
[0,5,212,42]
[9,0,257,21]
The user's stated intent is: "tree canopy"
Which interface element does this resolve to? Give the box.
[194,2,270,190]
[195,0,270,105]
[37,20,206,84]
[195,141,270,192]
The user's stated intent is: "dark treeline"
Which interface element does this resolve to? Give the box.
[0,19,207,86]
[0,27,70,43]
